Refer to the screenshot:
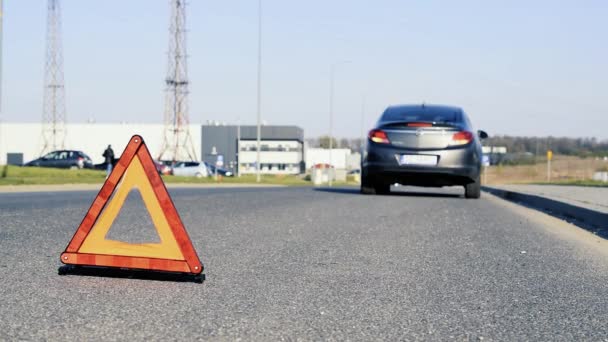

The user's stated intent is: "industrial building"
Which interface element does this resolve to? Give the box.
[305,148,361,171]
[0,123,203,166]
[0,123,306,176]
[1,122,371,178]
[201,125,305,175]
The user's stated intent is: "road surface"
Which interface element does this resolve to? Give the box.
[1,186,607,340]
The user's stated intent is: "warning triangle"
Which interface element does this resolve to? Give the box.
[105,189,161,244]
[60,135,203,275]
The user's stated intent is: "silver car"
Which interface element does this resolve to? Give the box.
[361,104,488,198]
[172,161,211,178]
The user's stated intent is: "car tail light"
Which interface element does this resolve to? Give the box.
[407,122,432,127]
[368,129,390,144]
[449,131,474,146]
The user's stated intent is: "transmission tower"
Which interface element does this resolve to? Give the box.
[158,0,196,162]
[41,0,67,155]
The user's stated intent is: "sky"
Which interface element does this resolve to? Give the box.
[1,0,607,139]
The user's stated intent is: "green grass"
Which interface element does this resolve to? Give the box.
[0,165,359,187]
[532,180,608,187]
[0,165,107,185]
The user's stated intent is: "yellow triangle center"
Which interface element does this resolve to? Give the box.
[78,156,185,260]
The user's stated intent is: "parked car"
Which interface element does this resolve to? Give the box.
[154,160,172,175]
[94,158,118,170]
[25,150,94,169]
[205,163,234,177]
[172,161,210,178]
[311,163,333,169]
[361,104,488,198]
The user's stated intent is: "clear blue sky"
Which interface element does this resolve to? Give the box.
[2,0,607,139]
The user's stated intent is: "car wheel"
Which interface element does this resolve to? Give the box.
[360,175,376,194]
[374,183,391,195]
[464,176,481,199]
[195,172,203,178]
[69,165,78,170]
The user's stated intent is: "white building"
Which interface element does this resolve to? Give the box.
[305,148,361,171]
[201,125,305,175]
[0,122,201,165]
[238,140,303,175]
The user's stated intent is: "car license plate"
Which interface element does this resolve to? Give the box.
[398,154,438,166]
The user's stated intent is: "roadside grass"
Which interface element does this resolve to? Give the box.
[532,180,608,187]
[0,165,106,185]
[0,165,359,187]
[485,155,608,185]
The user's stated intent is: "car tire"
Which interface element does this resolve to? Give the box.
[360,175,376,194]
[69,165,78,170]
[464,176,481,199]
[374,182,391,195]
[195,172,203,178]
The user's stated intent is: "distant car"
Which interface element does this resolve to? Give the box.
[172,161,210,178]
[361,104,488,198]
[311,163,334,170]
[205,163,234,177]
[25,150,94,169]
[94,158,118,170]
[154,160,172,175]
[347,169,361,175]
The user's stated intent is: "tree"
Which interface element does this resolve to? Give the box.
[318,136,338,149]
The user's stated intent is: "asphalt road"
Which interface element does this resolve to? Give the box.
[1,186,607,340]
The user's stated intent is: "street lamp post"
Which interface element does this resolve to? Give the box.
[236,119,241,177]
[360,95,366,154]
[255,0,262,182]
[0,0,3,112]
[328,60,351,187]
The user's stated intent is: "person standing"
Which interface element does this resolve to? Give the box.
[103,145,115,176]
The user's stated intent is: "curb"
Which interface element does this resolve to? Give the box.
[482,186,608,239]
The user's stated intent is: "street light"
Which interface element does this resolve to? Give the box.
[328,60,351,186]
[236,118,241,177]
[255,0,262,182]
[360,95,366,154]
[0,0,4,112]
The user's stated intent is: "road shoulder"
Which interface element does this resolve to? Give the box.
[485,193,608,260]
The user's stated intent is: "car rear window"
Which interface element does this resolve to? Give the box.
[381,108,460,123]
[78,152,91,159]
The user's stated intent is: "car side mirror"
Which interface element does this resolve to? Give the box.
[477,130,489,139]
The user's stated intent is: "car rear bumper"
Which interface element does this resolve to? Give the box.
[362,144,481,186]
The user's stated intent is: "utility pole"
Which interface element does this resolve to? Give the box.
[547,149,553,182]
[0,0,3,163]
[360,95,366,154]
[159,0,197,163]
[236,120,241,177]
[328,60,350,186]
[41,0,67,155]
[0,0,4,112]
[328,64,334,187]
[255,0,262,182]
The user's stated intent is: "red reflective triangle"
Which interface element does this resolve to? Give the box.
[60,135,203,275]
